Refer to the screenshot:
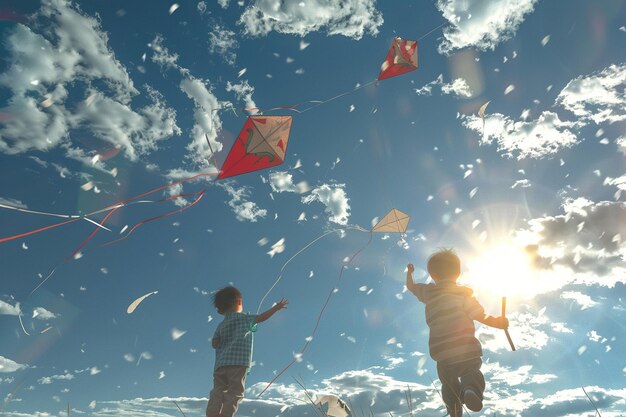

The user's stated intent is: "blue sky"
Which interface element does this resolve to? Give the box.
[1,0,626,416]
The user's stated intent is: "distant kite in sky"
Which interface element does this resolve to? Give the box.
[316,394,351,417]
[372,208,410,233]
[377,37,418,81]
[217,115,292,179]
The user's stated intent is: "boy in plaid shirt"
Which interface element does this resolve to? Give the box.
[406,249,508,417]
[206,286,288,417]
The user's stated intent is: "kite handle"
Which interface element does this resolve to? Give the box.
[502,297,516,351]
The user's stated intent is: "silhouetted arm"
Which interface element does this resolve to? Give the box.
[255,298,289,323]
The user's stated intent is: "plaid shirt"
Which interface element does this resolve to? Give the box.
[213,312,258,370]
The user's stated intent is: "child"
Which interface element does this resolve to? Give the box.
[406,249,508,417]
[206,286,288,417]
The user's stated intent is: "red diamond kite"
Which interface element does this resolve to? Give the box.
[377,37,418,81]
[217,115,293,180]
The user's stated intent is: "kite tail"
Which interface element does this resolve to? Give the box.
[1,172,215,247]
[0,217,82,244]
[257,231,373,398]
[30,190,207,295]
[95,190,206,250]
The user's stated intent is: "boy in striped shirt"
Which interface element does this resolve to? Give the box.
[206,286,288,417]
[406,249,508,417]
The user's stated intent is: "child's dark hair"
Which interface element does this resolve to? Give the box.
[427,248,461,281]
[213,286,242,314]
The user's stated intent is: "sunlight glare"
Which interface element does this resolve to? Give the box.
[463,242,538,298]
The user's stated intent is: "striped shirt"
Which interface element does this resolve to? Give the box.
[213,312,258,370]
[411,281,485,364]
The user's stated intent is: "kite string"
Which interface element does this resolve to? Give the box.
[256,225,370,314]
[417,21,446,41]
[298,80,378,115]
[257,230,373,398]
[0,203,81,219]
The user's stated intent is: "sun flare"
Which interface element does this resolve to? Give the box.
[462,242,539,298]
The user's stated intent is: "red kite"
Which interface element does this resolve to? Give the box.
[217,115,293,180]
[377,37,418,81]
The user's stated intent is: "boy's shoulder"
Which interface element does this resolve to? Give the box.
[430,281,474,297]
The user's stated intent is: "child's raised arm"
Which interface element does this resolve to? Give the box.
[406,263,417,292]
[255,298,289,323]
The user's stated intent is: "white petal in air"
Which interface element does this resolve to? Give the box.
[171,328,187,341]
[127,291,159,314]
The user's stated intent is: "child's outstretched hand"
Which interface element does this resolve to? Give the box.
[407,263,415,273]
[495,316,509,329]
[274,298,289,310]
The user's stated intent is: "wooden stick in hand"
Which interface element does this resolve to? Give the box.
[502,296,516,351]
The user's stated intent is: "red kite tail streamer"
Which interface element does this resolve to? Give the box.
[1,172,216,247]
[30,191,207,295]
[257,230,373,398]
[96,190,206,250]
[0,217,82,244]
[68,173,215,258]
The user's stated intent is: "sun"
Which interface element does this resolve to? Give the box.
[462,242,539,299]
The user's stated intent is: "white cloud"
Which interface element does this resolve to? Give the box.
[616,135,626,154]
[604,174,626,192]
[0,300,21,316]
[73,87,181,161]
[239,0,383,40]
[521,386,626,416]
[38,371,74,384]
[437,0,538,54]
[556,63,626,125]
[477,309,550,352]
[218,182,268,222]
[561,291,598,310]
[0,1,181,160]
[148,34,235,171]
[302,184,351,225]
[463,111,581,159]
[0,356,28,373]
[208,24,238,65]
[517,198,626,288]
[511,179,531,188]
[218,0,231,8]
[226,80,258,114]
[484,362,557,386]
[32,307,57,320]
[415,74,473,97]
[149,34,179,69]
[441,78,473,97]
[269,171,298,193]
